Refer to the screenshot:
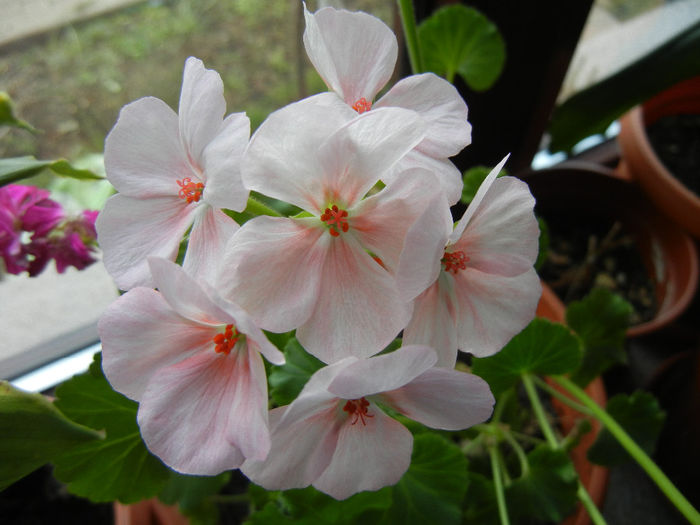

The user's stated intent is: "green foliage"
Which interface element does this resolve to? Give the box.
[51,354,172,503]
[567,288,632,387]
[460,165,506,205]
[588,390,666,466]
[268,337,325,406]
[418,4,505,90]
[0,156,102,187]
[0,381,100,490]
[159,471,231,525]
[535,217,549,271]
[0,92,36,132]
[471,318,584,397]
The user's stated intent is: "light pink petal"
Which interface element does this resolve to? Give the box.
[202,112,250,211]
[402,275,460,368]
[376,73,471,157]
[96,193,197,290]
[384,151,464,206]
[138,345,269,475]
[178,57,227,170]
[380,368,494,430]
[296,234,411,363]
[313,404,412,500]
[395,191,452,302]
[241,95,353,212]
[218,216,327,333]
[104,97,191,198]
[452,176,539,276]
[99,287,211,401]
[182,207,239,286]
[351,168,442,275]
[242,403,341,491]
[327,345,437,400]
[303,5,397,106]
[317,107,425,209]
[454,267,542,357]
[451,155,509,241]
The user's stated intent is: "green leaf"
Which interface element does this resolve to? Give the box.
[379,433,468,525]
[535,217,549,271]
[0,92,36,132]
[0,381,101,490]
[471,318,584,397]
[462,472,499,525]
[507,445,578,522]
[460,165,506,205]
[268,338,325,406]
[587,391,665,466]
[418,5,505,90]
[52,353,172,503]
[0,156,102,187]
[567,288,632,387]
[549,19,700,152]
[159,471,230,525]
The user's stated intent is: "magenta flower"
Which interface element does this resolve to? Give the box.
[241,345,494,500]
[97,57,249,290]
[99,257,285,475]
[49,210,99,273]
[303,5,471,204]
[398,157,542,367]
[218,99,444,363]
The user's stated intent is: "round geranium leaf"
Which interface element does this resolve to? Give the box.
[417,5,505,90]
[471,318,583,397]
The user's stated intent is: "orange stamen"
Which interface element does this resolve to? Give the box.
[442,250,469,275]
[213,324,240,356]
[352,97,372,114]
[177,177,204,204]
[343,397,373,426]
[320,204,349,237]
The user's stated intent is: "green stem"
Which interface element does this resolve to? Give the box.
[397,0,423,73]
[521,373,558,448]
[532,375,593,416]
[502,429,529,478]
[553,375,700,525]
[577,483,607,525]
[245,196,282,217]
[488,444,511,525]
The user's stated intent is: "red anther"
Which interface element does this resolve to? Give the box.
[442,250,469,275]
[321,204,350,237]
[177,177,204,204]
[343,397,373,426]
[352,97,372,114]
[213,324,240,356]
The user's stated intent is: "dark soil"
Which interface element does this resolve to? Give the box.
[540,216,657,326]
[646,113,700,196]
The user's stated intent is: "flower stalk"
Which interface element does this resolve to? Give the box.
[396,0,423,74]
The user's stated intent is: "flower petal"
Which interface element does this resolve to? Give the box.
[376,73,471,157]
[104,97,190,198]
[303,5,397,106]
[178,57,227,170]
[402,275,460,368]
[454,267,542,357]
[327,345,437,400]
[380,368,494,430]
[99,287,210,401]
[218,216,327,333]
[296,234,411,363]
[202,112,250,212]
[182,207,239,286]
[452,176,539,276]
[313,404,412,500]
[96,193,196,290]
[138,346,269,475]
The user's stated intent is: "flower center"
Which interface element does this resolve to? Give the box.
[177,177,204,204]
[442,250,469,274]
[212,324,241,355]
[320,205,349,237]
[343,397,373,426]
[352,97,372,114]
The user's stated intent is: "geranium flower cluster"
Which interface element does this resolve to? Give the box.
[0,184,98,276]
[97,5,541,500]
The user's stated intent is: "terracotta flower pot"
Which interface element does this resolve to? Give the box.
[536,284,608,525]
[525,163,699,337]
[114,498,188,525]
[617,75,700,239]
